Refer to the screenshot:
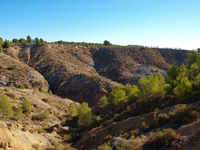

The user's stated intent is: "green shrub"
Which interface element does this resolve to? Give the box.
[12,105,23,121]
[154,113,170,127]
[35,37,41,45]
[3,40,10,48]
[22,98,31,114]
[143,129,177,150]
[103,40,112,46]
[19,38,26,44]
[48,90,53,95]
[186,51,200,67]
[68,103,78,117]
[170,105,200,125]
[0,45,3,53]
[4,87,9,92]
[98,96,108,107]
[140,122,149,131]
[98,144,112,150]
[19,83,25,89]
[27,35,32,44]
[127,85,139,102]
[138,72,166,101]
[7,65,16,70]
[40,89,48,93]
[174,76,193,102]
[167,64,179,84]
[32,109,50,120]
[12,38,19,43]
[33,87,39,91]
[0,37,3,44]
[0,94,13,118]
[77,102,93,128]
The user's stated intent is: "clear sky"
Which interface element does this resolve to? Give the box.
[0,0,200,50]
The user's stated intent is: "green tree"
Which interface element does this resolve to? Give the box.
[138,72,166,101]
[77,102,93,128]
[0,94,13,118]
[127,85,139,102]
[27,35,32,44]
[98,96,108,107]
[19,38,26,44]
[193,73,200,90]
[174,76,193,102]
[113,89,127,106]
[3,40,10,48]
[0,45,3,53]
[187,51,200,67]
[40,38,44,44]
[22,98,31,114]
[108,84,125,103]
[189,62,199,79]
[0,37,3,45]
[167,64,178,84]
[12,38,18,43]
[103,40,111,46]
[13,105,23,121]
[68,103,78,117]
[35,37,41,45]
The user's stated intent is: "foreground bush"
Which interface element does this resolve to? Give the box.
[143,129,177,150]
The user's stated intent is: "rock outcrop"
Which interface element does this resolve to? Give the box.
[0,53,49,90]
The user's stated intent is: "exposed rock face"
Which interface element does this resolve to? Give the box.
[0,53,49,90]
[93,47,188,84]
[17,44,118,107]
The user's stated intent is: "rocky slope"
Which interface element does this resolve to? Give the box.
[93,47,187,84]
[0,53,48,90]
[0,86,75,150]
[3,44,188,106]
[3,44,187,106]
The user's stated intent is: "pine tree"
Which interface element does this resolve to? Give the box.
[27,35,32,44]
[40,38,44,44]
[77,102,93,128]
[35,37,41,45]
[19,38,26,44]
[4,40,10,48]
[12,38,18,43]
[0,94,13,118]
[98,96,108,107]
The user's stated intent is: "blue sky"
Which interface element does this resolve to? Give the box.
[0,0,200,50]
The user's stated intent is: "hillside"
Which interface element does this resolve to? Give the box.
[4,43,187,106]
[0,42,195,150]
